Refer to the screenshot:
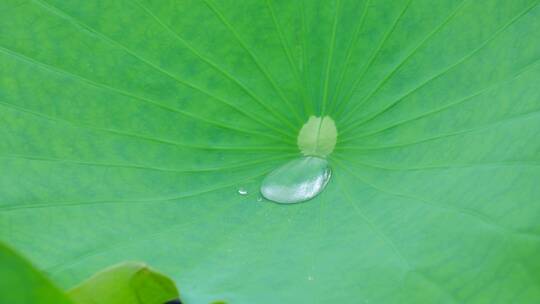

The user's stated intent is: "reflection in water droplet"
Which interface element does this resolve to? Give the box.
[238,188,248,195]
[260,157,331,204]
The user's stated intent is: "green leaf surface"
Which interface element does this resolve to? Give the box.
[68,262,179,304]
[1,0,540,303]
[0,242,74,304]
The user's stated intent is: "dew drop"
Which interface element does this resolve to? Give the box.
[238,188,248,196]
[256,196,262,202]
[260,157,331,204]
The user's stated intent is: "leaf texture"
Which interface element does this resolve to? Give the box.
[1,0,539,303]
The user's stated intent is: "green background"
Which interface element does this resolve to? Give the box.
[1,0,539,303]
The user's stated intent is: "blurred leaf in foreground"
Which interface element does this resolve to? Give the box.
[0,242,74,304]
[68,262,180,304]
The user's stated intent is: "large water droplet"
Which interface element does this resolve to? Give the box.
[260,157,331,204]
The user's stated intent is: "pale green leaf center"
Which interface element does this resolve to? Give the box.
[297,116,337,157]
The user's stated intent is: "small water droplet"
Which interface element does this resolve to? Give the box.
[256,196,262,202]
[260,157,331,204]
[307,275,314,281]
[238,188,248,196]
